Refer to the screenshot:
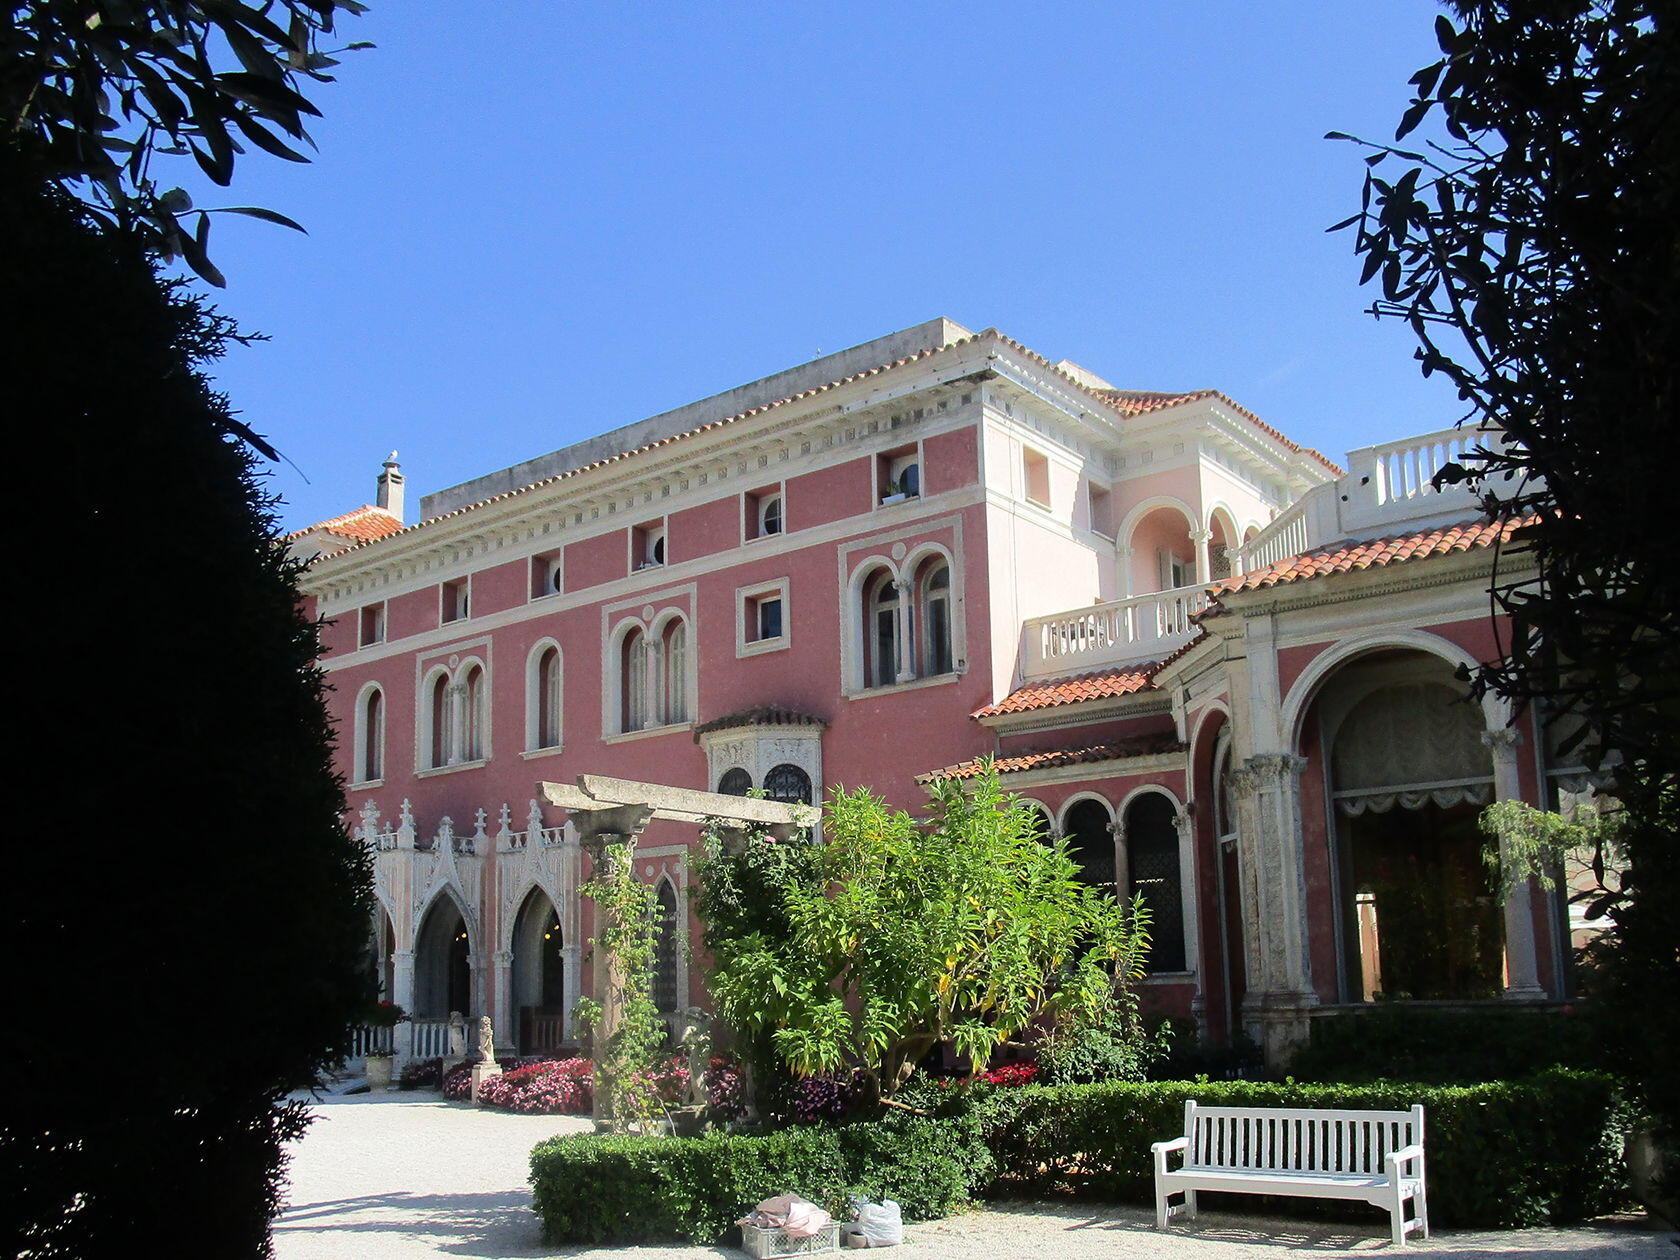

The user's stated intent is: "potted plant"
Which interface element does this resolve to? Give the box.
[880,477,909,506]
[362,999,409,1090]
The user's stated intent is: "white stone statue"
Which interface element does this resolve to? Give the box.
[477,1015,495,1063]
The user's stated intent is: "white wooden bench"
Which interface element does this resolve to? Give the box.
[1152,1101,1429,1246]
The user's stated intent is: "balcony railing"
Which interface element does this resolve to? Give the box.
[1021,584,1209,679]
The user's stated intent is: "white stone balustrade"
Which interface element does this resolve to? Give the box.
[1235,425,1508,575]
[410,1018,454,1059]
[1021,583,1209,679]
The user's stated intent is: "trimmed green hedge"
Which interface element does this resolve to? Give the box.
[529,1113,989,1245]
[528,1069,1627,1245]
[978,1069,1628,1228]
[1286,1007,1602,1083]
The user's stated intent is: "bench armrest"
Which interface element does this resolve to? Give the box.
[1385,1144,1425,1172]
[1152,1135,1188,1173]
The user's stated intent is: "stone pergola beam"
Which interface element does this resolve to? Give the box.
[538,774,811,842]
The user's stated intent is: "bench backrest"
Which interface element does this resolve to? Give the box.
[1184,1102,1424,1177]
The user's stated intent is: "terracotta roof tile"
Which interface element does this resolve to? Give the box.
[919,733,1187,783]
[1095,388,1345,476]
[287,505,404,546]
[974,663,1162,719]
[1211,516,1531,598]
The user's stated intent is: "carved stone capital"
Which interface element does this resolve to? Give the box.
[1228,753,1308,793]
[1481,727,1524,761]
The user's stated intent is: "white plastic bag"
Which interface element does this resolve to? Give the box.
[843,1199,902,1248]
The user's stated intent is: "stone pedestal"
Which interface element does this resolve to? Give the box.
[470,1058,503,1103]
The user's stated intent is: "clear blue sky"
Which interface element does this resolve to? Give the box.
[189,2,1462,533]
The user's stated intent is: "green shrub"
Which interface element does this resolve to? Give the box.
[1287,1006,1603,1083]
[529,1113,990,1244]
[977,1069,1628,1228]
[529,1069,1626,1244]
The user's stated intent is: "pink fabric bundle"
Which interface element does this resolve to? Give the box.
[739,1194,834,1239]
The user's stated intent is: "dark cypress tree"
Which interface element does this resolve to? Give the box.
[2,144,373,1257]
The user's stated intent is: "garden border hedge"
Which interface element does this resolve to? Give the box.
[528,1068,1627,1245]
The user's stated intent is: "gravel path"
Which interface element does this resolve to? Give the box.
[274,1091,1677,1259]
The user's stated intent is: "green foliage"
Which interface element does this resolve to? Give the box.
[2,150,372,1257]
[529,1113,990,1245]
[977,1070,1628,1228]
[3,0,371,286]
[1287,1007,1603,1084]
[698,765,1152,1101]
[1335,1,1680,1170]
[580,841,668,1129]
[1037,1004,1171,1086]
[1480,799,1626,917]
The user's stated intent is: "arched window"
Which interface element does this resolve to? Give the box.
[662,619,689,724]
[428,671,452,769]
[759,494,783,536]
[357,685,384,782]
[717,767,753,796]
[863,568,901,688]
[531,645,562,750]
[1125,793,1186,972]
[652,880,680,1015]
[461,664,485,762]
[917,559,953,676]
[621,628,648,732]
[1063,798,1116,891]
[764,763,813,806]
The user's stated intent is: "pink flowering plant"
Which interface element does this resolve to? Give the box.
[476,1057,595,1114]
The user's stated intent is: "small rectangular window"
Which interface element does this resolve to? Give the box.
[1088,482,1113,537]
[737,580,791,655]
[359,604,385,647]
[632,520,666,569]
[744,485,785,540]
[1023,448,1051,508]
[441,578,469,624]
[878,444,921,505]
[530,549,562,599]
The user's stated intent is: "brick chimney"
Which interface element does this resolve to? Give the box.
[376,452,405,523]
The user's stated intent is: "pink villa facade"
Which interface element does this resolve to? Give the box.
[296,319,1589,1068]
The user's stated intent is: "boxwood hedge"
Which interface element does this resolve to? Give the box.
[528,1068,1627,1245]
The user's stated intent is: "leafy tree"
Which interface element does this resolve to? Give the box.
[1333,0,1680,1166]
[698,767,1153,1108]
[3,3,373,1254]
[2,150,372,1257]
[4,0,371,287]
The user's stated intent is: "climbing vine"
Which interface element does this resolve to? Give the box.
[575,842,667,1131]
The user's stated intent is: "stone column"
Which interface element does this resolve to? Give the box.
[584,833,636,1122]
[492,948,515,1052]
[1484,729,1547,999]
[391,948,416,1064]
[893,578,916,684]
[1174,806,1203,983]
[1107,818,1129,897]
[1228,753,1317,1064]
[1190,528,1213,585]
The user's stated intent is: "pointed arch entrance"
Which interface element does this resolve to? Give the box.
[414,894,472,1020]
[511,887,570,1055]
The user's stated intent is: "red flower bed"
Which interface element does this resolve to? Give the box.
[476,1057,594,1114]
